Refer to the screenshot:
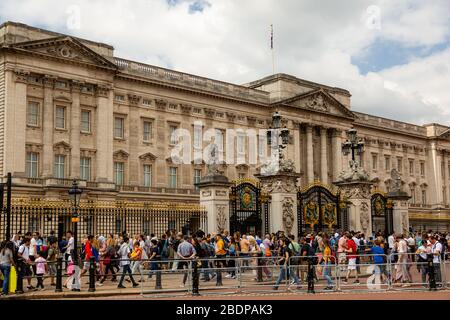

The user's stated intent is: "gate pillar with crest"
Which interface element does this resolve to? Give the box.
[197,174,232,234]
[257,172,300,237]
[335,181,372,235]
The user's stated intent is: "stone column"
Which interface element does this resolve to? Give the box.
[306,124,314,183]
[294,122,301,183]
[197,175,232,234]
[257,172,300,238]
[95,85,114,187]
[320,127,328,184]
[42,75,56,177]
[70,80,82,179]
[4,69,28,176]
[430,142,442,205]
[388,191,411,235]
[332,129,343,181]
[335,181,372,235]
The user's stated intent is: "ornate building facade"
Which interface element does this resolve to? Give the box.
[1,22,449,232]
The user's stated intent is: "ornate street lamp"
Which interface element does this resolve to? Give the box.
[342,128,364,164]
[68,179,82,291]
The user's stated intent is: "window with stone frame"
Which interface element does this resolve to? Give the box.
[55,106,66,129]
[169,125,179,145]
[114,162,124,185]
[143,120,153,141]
[26,152,39,178]
[193,124,202,150]
[27,101,40,126]
[194,169,202,190]
[80,110,91,133]
[385,156,390,171]
[80,157,91,181]
[421,189,427,205]
[143,164,152,187]
[397,157,403,173]
[372,154,378,171]
[114,116,125,139]
[169,167,178,188]
[409,159,414,176]
[420,162,425,176]
[410,186,416,204]
[54,154,66,179]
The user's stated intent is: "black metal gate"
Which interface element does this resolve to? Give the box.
[371,193,394,237]
[297,184,343,238]
[229,181,269,236]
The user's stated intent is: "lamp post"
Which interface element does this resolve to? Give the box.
[68,179,82,291]
[342,128,364,165]
[267,111,290,163]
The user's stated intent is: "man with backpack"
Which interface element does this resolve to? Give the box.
[288,235,301,281]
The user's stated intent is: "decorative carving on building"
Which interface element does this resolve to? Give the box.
[14,69,30,83]
[338,183,371,200]
[43,74,57,88]
[204,108,215,118]
[226,112,236,121]
[96,85,110,97]
[205,143,220,176]
[402,212,408,235]
[215,190,227,197]
[180,104,192,114]
[247,116,257,126]
[155,99,167,110]
[80,149,96,158]
[260,176,297,194]
[216,205,227,232]
[360,201,370,233]
[282,197,295,234]
[389,169,402,192]
[139,152,157,162]
[53,141,71,154]
[127,94,141,105]
[304,94,328,112]
[113,149,129,161]
[201,190,211,197]
[71,79,84,92]
[336,160,369,183]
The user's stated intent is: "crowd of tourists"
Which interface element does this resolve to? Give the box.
[0,228,449,295]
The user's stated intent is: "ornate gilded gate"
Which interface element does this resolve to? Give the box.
[297,183,344,237]
[371,192,394,237]
[229,179,270,236]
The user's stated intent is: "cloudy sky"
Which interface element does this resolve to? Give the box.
[1,0,449,125]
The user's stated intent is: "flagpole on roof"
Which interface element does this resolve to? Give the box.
[271,24,275,75]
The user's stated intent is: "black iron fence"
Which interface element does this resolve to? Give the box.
[0,198,207,241]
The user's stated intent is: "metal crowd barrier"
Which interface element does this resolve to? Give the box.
[3,251,448,298]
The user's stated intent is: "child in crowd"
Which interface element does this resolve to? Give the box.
[34,251,47,290]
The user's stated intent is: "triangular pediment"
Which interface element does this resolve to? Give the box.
[276,89,355,119]
[11,36,117,70]
[139,152,157,161]
[438,128,450,140]
[113,149,129,159]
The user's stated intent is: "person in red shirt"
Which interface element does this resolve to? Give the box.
[80,235,94,278]
[344,234,359,284]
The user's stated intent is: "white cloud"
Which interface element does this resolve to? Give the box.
[0,0,449,125]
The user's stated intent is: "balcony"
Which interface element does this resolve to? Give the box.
[114,184,199,195]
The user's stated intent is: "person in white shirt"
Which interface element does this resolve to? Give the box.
[17,237,36,291]
[388,232,395,253]
[430,236,443,285]
[117,236,139,289]
[396,235,412,286]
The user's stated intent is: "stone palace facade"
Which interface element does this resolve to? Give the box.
[0,22,449,231]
